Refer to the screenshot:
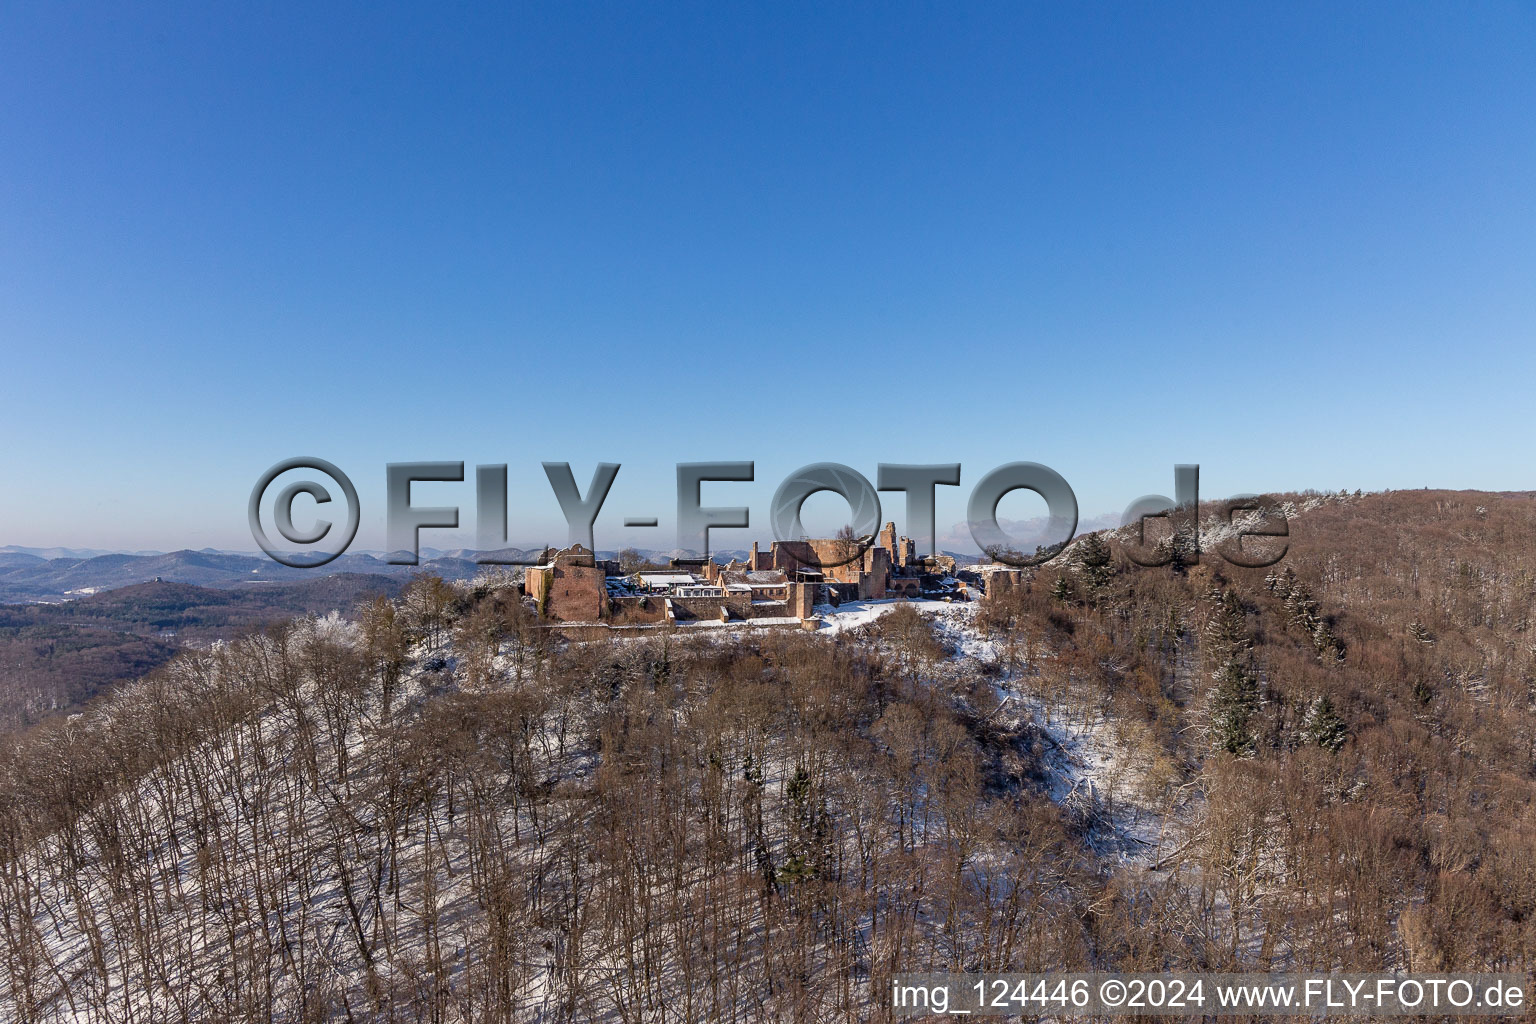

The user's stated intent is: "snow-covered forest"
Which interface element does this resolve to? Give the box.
[3,490,1535,1022]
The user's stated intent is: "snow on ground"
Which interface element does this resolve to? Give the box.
[8,595,1196,1020]
[812,597,907,633]
[553,593,1183,866]
[816,598,1171,863]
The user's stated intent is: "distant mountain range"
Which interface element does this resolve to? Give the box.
[0,544,986,604]
[0,544,538,561]
[0,549,499,603]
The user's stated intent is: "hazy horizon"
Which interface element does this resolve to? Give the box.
[2,5,1533,553]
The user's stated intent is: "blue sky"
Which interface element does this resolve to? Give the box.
[1,3,1532,554]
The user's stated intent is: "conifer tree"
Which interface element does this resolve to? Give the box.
[1303,694,1348,752]
[1205,589,1260,756]
[1077,532,1114,600]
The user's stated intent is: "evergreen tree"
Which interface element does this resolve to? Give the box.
[1411,676,1435,705]
[1270,568,1345,660]
[1303,694,1348,752]
[1076,532,1114,600]
[1205,589,1260,756]
[1210,660,1260,756]
[1166,528,1197,574]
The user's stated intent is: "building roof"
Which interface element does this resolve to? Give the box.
[638,573,699,587]
[720,569,789,587]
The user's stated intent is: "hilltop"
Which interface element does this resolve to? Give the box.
[1,488,1534,1021]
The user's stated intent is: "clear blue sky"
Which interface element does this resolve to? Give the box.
[1,3,1532,553]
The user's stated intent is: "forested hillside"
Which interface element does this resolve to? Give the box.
[0,576,404,734]
[1,490,1533,1022]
